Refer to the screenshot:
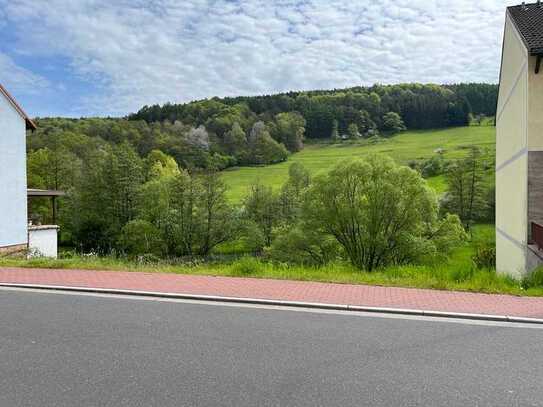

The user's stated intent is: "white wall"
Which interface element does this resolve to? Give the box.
[0,91,28,248]
[496,13,529,276]
[28,226,58,258]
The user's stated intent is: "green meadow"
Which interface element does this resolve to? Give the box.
[221,126,496,201]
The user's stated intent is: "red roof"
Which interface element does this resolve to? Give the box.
[0,83,36,130]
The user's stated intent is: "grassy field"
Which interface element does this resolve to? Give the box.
[222,126,496,201]
[3,224,542,296]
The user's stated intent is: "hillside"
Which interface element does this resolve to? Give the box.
[26,84,498,254]
[221,126,496,202]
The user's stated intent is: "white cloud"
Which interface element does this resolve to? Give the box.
[0,52,49,94]
[1,0,519,115]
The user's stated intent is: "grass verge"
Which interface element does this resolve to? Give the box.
[1,226,542,297]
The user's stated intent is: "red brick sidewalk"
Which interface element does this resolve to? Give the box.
[1,267,543,319]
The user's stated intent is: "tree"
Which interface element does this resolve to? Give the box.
[302,155,463,271]
[186,126,210,151]
[347,123,360,139]
[118,219,166,256]
[107,142,144,226]
[144,150,180,180]
[168,170,199,256]
[442,148,488,230]
[223,122,248,159]
[136,176,176,255]
[382,112,406,135]
[137,169,236,256]
[196,171,237,255]
[331,119,340,142]
[27,147,81,225]
[69,148,118,253]
[279,162,311,223]
[243,183,281,247]
[248,121,288,164]
[274,112,306,152]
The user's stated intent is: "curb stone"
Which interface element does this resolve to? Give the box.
[2,283,543,325]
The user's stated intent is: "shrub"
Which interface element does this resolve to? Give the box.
[472,245,496,269]
[230,256,264,275]
[118,220,166,257]
[522,268,543,289]
[420,155,446,178]
[407,160,420,171]
[238,220,267,253]
[136,253,162,265]
[267,226,340,266]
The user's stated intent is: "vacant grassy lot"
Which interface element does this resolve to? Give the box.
[2,224,540,296]
[222,126,496,201]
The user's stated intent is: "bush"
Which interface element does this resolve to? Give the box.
[237,220,267,254]
[472,245,496,269]
[230,256,264,275]
[420,155,446,178]
[267,226,340,265]
[522,268,543,289]
[136,253,162,265]
[118,220,166,257]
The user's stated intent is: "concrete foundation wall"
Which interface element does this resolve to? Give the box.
[28,226,59,258]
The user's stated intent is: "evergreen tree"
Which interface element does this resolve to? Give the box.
[223,122,248,158]
[347,123,360,139]
[331,119,340,142]
[442,148,488,230]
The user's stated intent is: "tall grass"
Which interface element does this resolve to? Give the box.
[1,225,542,297]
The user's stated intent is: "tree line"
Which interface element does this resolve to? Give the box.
[29,83,496,175]
[29,137,495,271]
[130,83,497,139]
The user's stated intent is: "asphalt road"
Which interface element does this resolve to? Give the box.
[1,289,543,407]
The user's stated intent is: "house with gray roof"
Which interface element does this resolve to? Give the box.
[496,2,543,275]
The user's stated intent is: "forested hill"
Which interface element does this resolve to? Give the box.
[129,83,498,139]
[27,83,497,251]
[28,83,497,182]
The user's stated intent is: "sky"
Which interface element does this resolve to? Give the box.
[0,0,518,118]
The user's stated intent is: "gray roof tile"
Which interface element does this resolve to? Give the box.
[509,2,543,55]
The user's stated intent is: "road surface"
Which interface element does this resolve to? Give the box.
[1,288,542,406]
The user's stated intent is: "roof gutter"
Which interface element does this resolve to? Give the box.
[0,83,37,131]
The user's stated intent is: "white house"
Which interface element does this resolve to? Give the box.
[0,83,35,254]
[496,2,543,276]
